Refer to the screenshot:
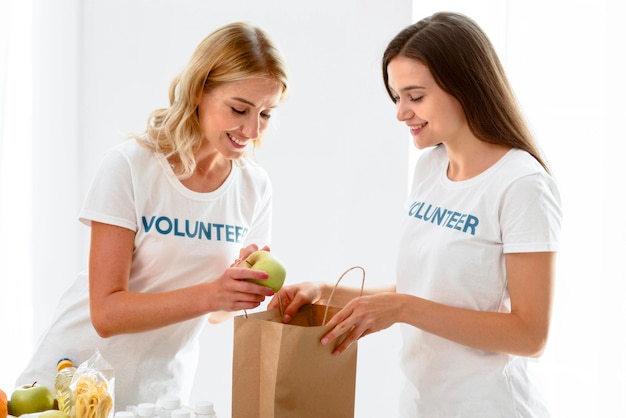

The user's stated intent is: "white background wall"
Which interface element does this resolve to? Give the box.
[2,0,624,417]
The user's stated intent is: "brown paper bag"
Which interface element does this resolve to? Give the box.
[232,267,364,418]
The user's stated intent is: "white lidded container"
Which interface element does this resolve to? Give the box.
[137,402,158,418]
[157,396,181,418]
[194,401,217,418]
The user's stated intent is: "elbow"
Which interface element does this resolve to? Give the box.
[522,331,549,358]
[91,316,115,338]
[90,306,117,338]
[525,341,547,358]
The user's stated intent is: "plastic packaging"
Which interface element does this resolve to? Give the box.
[70,350,115,418]
[54,358,76,415]
[194,401,217,418]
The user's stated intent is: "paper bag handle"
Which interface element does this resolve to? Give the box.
[243,265,366,321]
[322,266,366,326]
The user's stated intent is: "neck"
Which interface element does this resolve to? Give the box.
[445,141,510,181]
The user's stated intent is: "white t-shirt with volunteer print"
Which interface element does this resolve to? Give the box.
[17,139,272,409]
[396,145,562,417]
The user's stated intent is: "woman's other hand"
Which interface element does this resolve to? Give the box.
[321,292,401,356]
[267,282,325,323]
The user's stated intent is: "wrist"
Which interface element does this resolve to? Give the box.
[395,293,423,325]
[317,282,333,305]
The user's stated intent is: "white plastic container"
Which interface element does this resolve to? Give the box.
[194,401,217,418]
[137,402,158,418]
[157,396,182,418]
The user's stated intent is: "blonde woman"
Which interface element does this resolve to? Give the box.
[18,22,288,409]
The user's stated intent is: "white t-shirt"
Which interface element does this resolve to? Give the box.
[17,139,272,409]
[396,145,562,417]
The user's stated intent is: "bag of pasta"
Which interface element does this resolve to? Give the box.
[69,350,115,418]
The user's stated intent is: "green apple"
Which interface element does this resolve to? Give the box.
[244,250,287,291]
[8,383,55,417]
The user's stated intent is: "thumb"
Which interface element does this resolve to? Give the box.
[243,250,264,266]
[281,296,308,323]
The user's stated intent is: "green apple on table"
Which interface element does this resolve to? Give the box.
[7,383,55,417]
[244,250,287,291]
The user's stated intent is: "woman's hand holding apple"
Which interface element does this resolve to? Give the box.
[232,244,270,268]
[206,245,284,323]
[242,250,287,292]
[207,262,275,313]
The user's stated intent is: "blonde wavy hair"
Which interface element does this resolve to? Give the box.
[134,22,288,179]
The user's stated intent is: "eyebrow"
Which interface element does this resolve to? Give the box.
[400,85,426,92]
[232,97,278,109]
[389,85,426,97]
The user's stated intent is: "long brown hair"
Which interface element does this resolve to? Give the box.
[135,22,289,179]
[382,12,549,173]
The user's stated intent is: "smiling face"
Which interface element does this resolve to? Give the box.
[197,77,283,160]
[387,56,469,150]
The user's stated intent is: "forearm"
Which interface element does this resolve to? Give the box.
[90,283,210,337]
[396,294,549,357]
[318,283,396,307]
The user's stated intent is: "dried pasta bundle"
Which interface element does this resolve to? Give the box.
[69,350,115,418]
[74,376,113,418]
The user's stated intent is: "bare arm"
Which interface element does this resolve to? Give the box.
[88,221,275,337]
[267,279,395,323]
[322,252,556,357]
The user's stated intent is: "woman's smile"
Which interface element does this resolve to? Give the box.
[227,132,249,148]
[409,122,427,136]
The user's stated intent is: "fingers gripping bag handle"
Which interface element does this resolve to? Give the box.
[322,265,366,326]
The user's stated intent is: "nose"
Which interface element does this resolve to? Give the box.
[395,99,412,122]
[241,115,261,139]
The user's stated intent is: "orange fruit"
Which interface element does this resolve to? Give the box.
[0,388,8,418]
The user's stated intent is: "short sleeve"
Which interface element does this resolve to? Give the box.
[79,149,137,231]
[500,172,562,253]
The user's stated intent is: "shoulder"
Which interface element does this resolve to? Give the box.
[501,148,547,177]
[497,149,559,195]
[96,139,161,174]
[498,150,562,220]
[107,138,155,163]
